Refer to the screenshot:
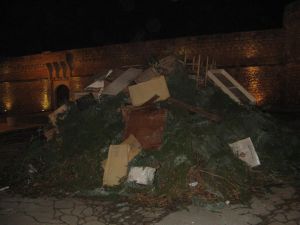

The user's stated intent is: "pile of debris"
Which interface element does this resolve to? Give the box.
[17,55,300,206]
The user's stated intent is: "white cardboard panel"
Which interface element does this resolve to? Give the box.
[229,137,260,167]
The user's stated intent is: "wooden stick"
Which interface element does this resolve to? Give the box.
[196,54,201,88]
[192,56,195,71]
[168,97,221,122]
[205,56,209,87]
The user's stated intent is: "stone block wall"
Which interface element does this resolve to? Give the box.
[0,1,300,113]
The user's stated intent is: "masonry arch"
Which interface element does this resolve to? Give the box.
[55,85,69,108]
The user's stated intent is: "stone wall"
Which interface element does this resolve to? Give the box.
[284,1,300,107]
[0,1,300,113]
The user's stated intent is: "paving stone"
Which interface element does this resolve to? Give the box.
[72,199,86,206]
[268,222,285,225]
[135,207,143,213]
[230,204,247,209]
[274,213,287,222]
[250,197,270,216]
[0,207,16,215]
[55,199,74,209]
[22,197,55,207]
[0,201,19,210]
[84,221,105,225]
[78,218,86,225]
[18,202,52,213]
[271,186,296,200]
[60,208,73,215]
[99,201,111,206]
[274,209,285,214]
[0,213,40,225]
[142,211,161,218]
[72,205,87,216]
[265,201,276,211]
[119,206,130,212]
[29,211,61,224]
[283,205,290,210]
[285,221,298,225]
[286,210,300,220]
[112,213,122,219]
[156,206,263,225]
[266,194,285,205]
[97,217,106,223]
[94,205,103,213]
[290,202,300,211]
[54,209,63,219]
[22,204,55,221]
[1,185,299,225]
[83,207,93,216]
[232,207,251,215]
[85,216,98,222]
[61,215,78,224]
[143,217,155,222]
[0,196,23,203]
[116,202,129,207]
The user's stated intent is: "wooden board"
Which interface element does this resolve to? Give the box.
[207,69,256,105]
[128,76,170,106]
[102,144,130,186]
[123,134,142,161]
[101,134,141,171]
[103,68,142,95]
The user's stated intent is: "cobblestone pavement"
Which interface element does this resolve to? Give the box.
[0,185,299,225]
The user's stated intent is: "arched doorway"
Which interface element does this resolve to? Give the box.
[55,85,69,108]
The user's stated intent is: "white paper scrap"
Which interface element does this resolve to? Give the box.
[229,137,260,167]
[127,167,156,185]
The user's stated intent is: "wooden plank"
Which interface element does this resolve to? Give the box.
[220,69,256,104]
[209,69,256,105]
[128,76,170,106]
[207,70,241,104]
[123,134,142,161]
[102,144,130,186]
[192,56,195,71]
[196,54,201,88]
[101,134,142,171]
[103,68,142,95]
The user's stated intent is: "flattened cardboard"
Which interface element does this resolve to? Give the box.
[128,76,170,106]
[102,144,130,186]
[229,137,260,167]
[101,134,141,171]
[123,134,142,161]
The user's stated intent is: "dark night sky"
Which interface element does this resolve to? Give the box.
[0,0,295,58]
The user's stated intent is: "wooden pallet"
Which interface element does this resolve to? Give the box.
[207,69,256,105]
